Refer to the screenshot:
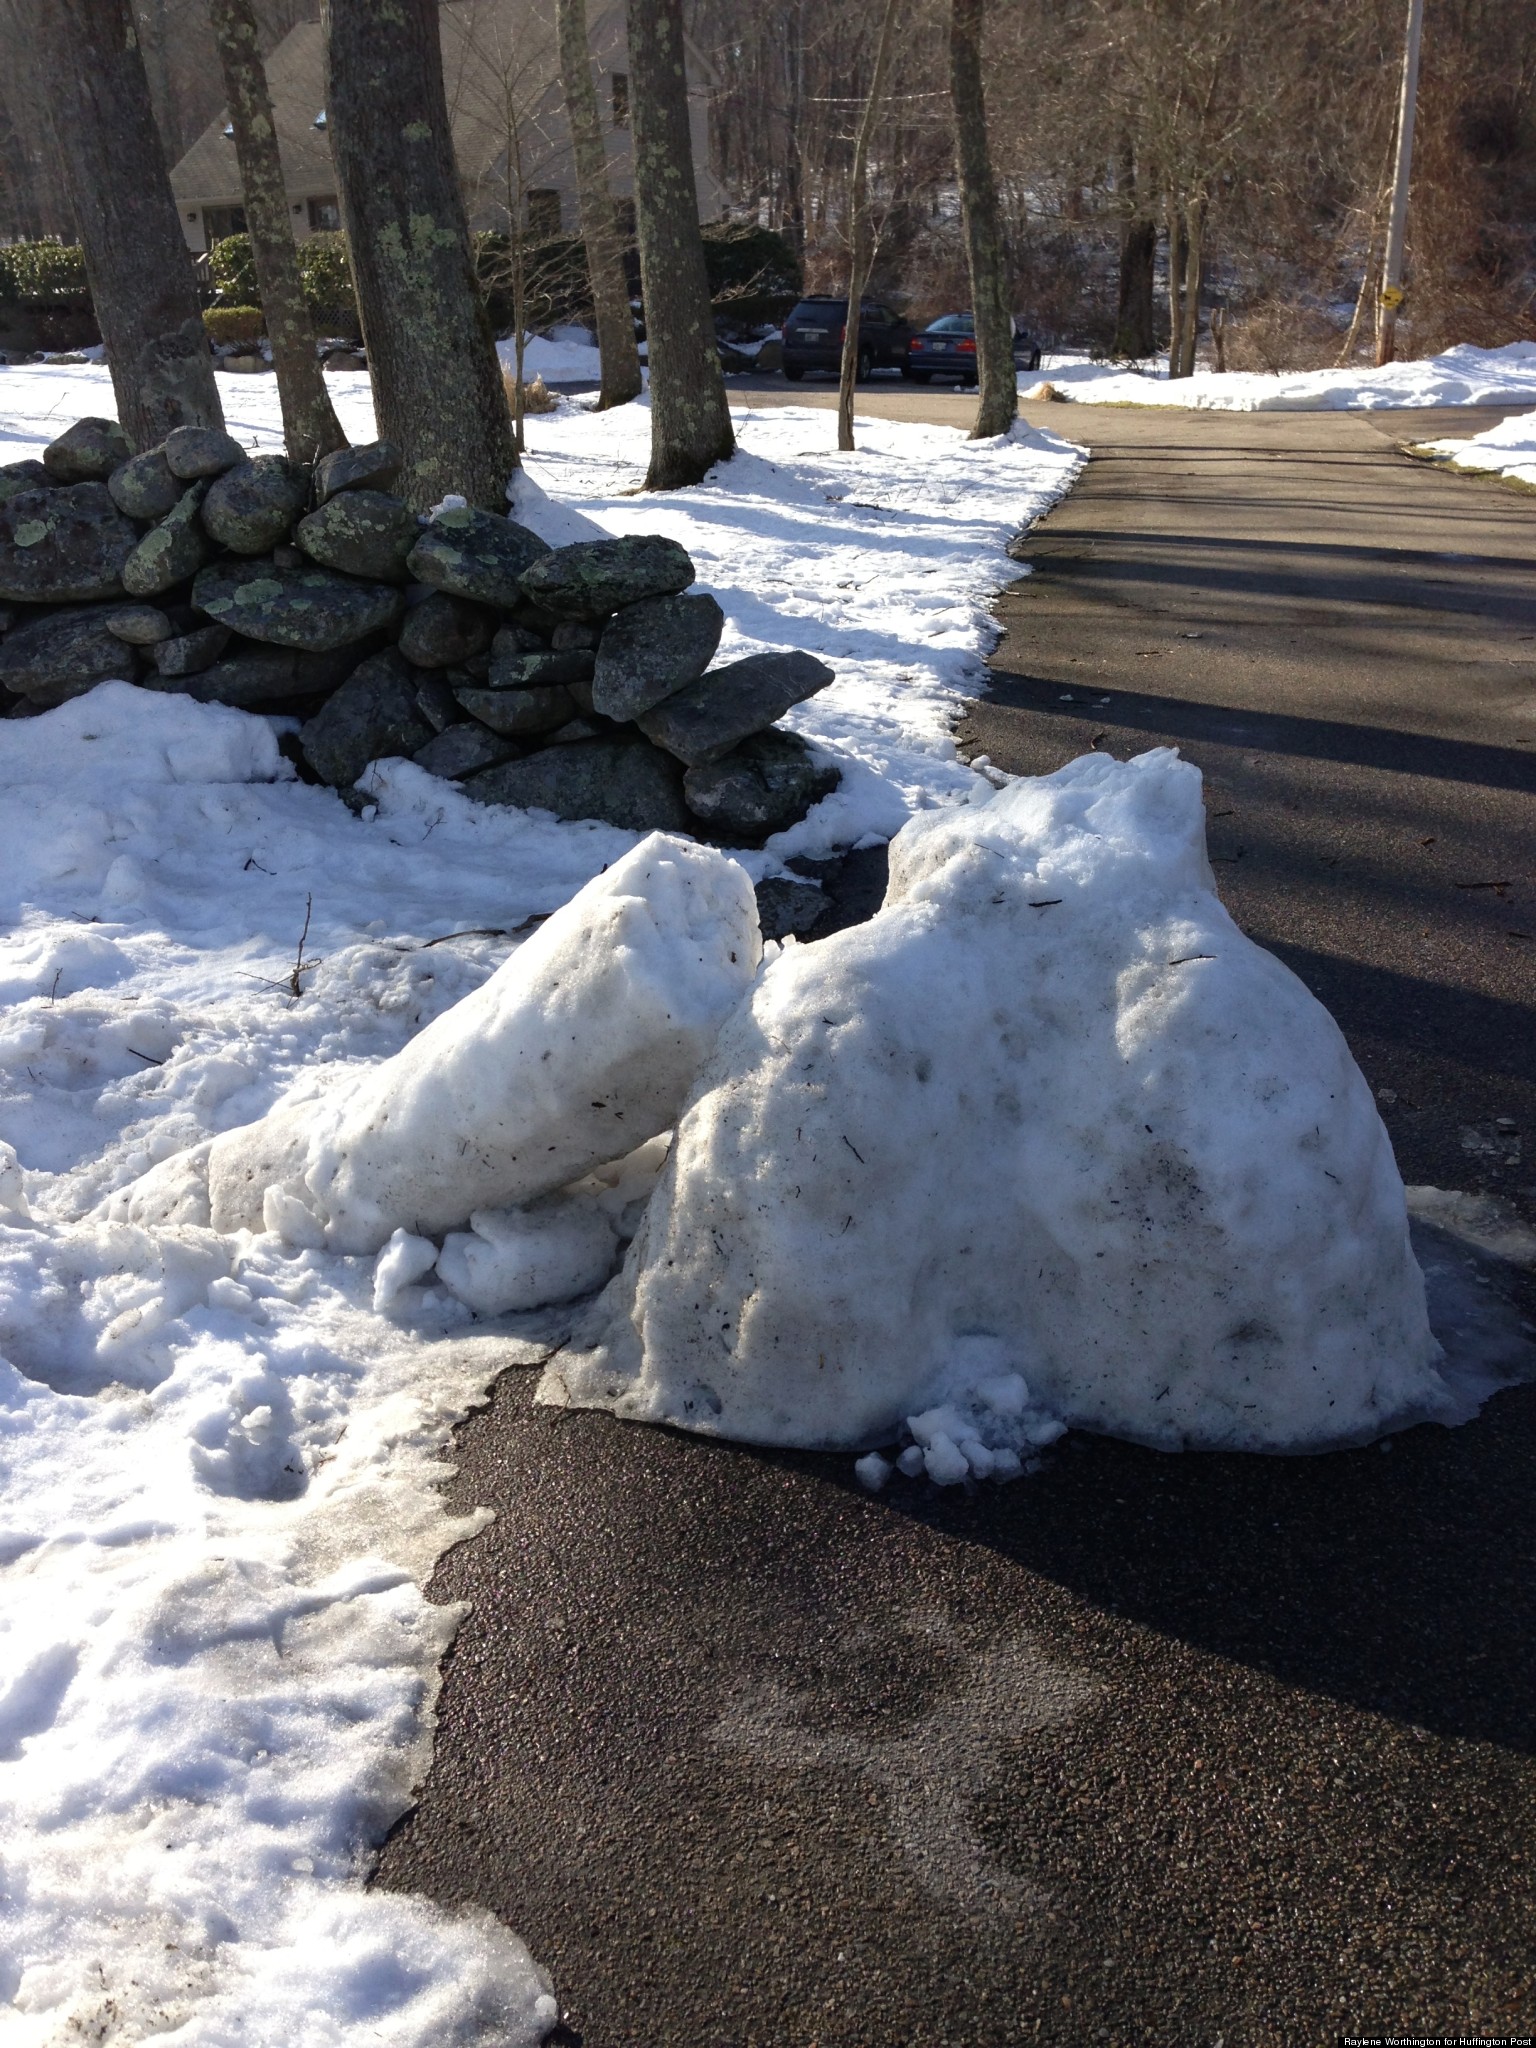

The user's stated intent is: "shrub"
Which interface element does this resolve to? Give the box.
[701,221,800,320]
[474,231,592,334]
[0,240,91,308]
[208,233,260,307]
[299,231,359,334]
[502,364,558,415]
[204,305,264,345]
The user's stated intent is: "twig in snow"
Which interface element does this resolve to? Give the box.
[842,1135,865,1164]
[126,1047,165,1067]
[285,894,321,1002]
[48,969,61,1006]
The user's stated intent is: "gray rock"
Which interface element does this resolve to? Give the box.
[509,598,562,638]
[518,533,695,621]
[0,482,139,603]
[464,734,692,832]
[108,449,182,520]
[314,439,400,504]
[413,722,520,779]
[192,558,404,651]
[550,620,600,650]
[42,417,131,484]
[0,605,140,705]
[415,671,469,732]
[299,648,435,786]
[105,604,174,645]
[754,876,827,940]
[163,425,247,481]
[185,642,357,707]
[272,543,304,568]
[452,681,575,737]
[398,591,497,668]
[682,727,841,844]
[592,591,724,720]
[638,650,835,767]
[406,507,550,608]
[492,621,548,656]
[202,455,312,554]
[544,716,617,745]
[488,643,594,690]
[295,489,420,581]
[0,461,51,506]
[121,481,213,596]
[151,622,232,677]
[565,676,596,716]
[0,606,14,635]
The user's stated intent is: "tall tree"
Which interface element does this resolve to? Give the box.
[626,0,733,491]
[836,0,900,454]
[322,0,515,509]
[949,0,1015,439]
[37,0,224,449]
[556,0,641,409]
[208,0,346,463]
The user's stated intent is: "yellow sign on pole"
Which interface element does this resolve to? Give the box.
[1380,283,1406,311]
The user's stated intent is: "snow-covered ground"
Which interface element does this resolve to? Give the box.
[1416,404,1536,486]
[1029,339,1536,411]
[495,328,603,385]
[0,365,1082,2043]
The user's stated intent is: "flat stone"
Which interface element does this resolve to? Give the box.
[518,534,695,621]
[105,604,174,645]
[193,558,404,651]
[42,417,131,484]
[452,681,575,737]
[299,648,435,786]
[682,728,841,844]
[543,716,616,745]
[151,621,232,677]
[121,481,214,597]
[399,592,497,668]
[754,876,826,940]
[406,507,550,608]
[637,650,836,767]
[0,461,51,506]
[415,671,469,732]
[295,490,420,581]
[0,605,140,705]
[0,482,139,603]
[185,642,358,707]
[488,643,594,690]
[108,449,183,520]
[314,439,401,504]
[413,721,520,779]
[163,425,248,481]
[202,455,312,554]
[464,734,692,832]
[592,592,724,720]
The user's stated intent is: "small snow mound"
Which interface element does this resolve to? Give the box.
[541,748,1446,1454]
[0,680,285,788]
[437,1200,618,1317]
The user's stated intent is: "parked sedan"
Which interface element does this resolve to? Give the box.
[781,297,913,381]
[903,313,1043,383]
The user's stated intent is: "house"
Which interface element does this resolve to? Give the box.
[167,0,722,254]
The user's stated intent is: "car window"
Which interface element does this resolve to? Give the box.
[927,314,973,333]
[863,306,888,325]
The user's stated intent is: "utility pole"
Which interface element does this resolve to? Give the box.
[1375,0,1425,367]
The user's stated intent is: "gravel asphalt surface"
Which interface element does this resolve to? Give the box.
[375,386,1536,2048]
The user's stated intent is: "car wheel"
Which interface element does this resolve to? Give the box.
[856,350,872,383]
[783,364,805,381]
[905,369,932,384]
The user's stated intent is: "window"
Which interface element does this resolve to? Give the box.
[525,189,561,238]
[611,72,629,128]
[203,205,247,243]
[307,196,342,232]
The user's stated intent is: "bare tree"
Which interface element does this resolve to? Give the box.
[37,0,224,448]
[208,0,346,461]
[836,0,900,452]
[627,0,733,490]
[321,0,515,508]
[556,0,641,408]
[949,0,1015,437]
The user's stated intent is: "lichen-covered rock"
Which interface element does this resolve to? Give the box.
[488,643,594,690]
[163,425,247,481]
[42,417,130,484]
[412,721,520,779]
[406,507,550,608]
[314,439,401,504]
[518,534,695,621]
[202,455,312,554]
[464,734,691,832]
[637,650,836,767]
[151,622,232,678]
[298,648,434,785]
[107,449,183,521]
[295,489,420,581]
[193,558,404,651]
[754,876,826,940]
[592,592,724,720]
[452,681,575,736]
[398,592,497,668]
[415,670,468,732]
[0,605,139,704]
[121,481,214,597]
[185,642,358,707]
[105,603,174,645]
[0,482,139,603]
[682,728,841,844]
[0,461,51,506]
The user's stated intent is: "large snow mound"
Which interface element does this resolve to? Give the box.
[1034,340,1536,411]
[1420,404,1536,486]
[541,749,1448,1456]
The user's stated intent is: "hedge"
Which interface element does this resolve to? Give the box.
[0,240,91,308]
[204,305,264,344]
[207,231,360,334]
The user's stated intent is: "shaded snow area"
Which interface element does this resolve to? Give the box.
[1418,405,1536,486]
[1031,339,1536,411]
[495,330,603,385]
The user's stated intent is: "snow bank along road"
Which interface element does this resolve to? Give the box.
[379,398,1536,2045]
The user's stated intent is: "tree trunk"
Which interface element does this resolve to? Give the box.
[37,0,224,450]
[1166,201,1185,379]
[627,0,733,489]
[1115,216,1156,358]
[837,0,901,454]
[949,0,1015,440]
[322,0,516,509]
[556,0,641,410]
[209,0,346,464]
[1178,201,1204,377]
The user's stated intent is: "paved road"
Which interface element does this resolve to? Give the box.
[376,400,1536,2047]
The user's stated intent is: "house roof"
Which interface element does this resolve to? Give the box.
[171,19,332,209]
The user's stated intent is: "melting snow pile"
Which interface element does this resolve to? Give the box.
[541,749,1451,1466]
[1418,405,1536,487]
[1032,339,1536,411]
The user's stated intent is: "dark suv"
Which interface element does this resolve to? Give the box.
[781,297,912,381]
